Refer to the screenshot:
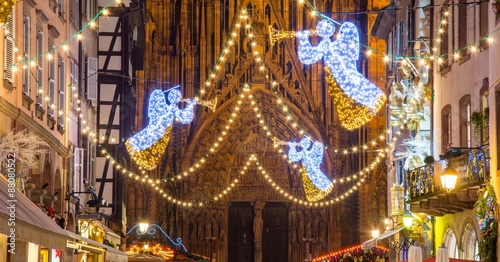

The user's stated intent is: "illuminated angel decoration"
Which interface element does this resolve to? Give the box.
[288,136,333,202]
[126,89,196,170]
[296,20,386,130]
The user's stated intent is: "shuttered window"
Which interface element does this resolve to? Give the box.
[59,0,65,16]
[58,56,65,127]
[74,147,84,193]
[48,45,55,117]
[466,2,475,46]
[70,0,79,27]
[438,10,450,69]
[87,57,98,101]
[4,12,14,83]
[458,0,468,56]
[70,59,79,109]
[23,15,30,95]
[36,30,44,106]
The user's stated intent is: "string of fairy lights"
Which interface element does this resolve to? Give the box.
[1,0,495,139]
[97,5,401,207]
[2,0,498,72]
[4,1,489,206]
[99,8,389,181]
[97,8,408,207]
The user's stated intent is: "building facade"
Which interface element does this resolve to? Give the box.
[0,0,132,261]
[374,0,500,260]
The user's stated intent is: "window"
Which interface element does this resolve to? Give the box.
[4,12,14,83]
[69,59,79,109]
[87,0,96,22]
[36,30,44,106]
[480,79,489,144]
[59,0,65,16]
[441,105,452,153]
[73,147,84,193]
[458,0,467,56]
[461,223,479,260]
[87,57,98,100]
[444,228,458,258]
[70,0,79,27]
[459,95,471,147]
[86,140,95,185]
[23,15,30,95]
[48,45,56,118]
[396,21,402,56]
[58,56,65,127]
[479,0,488,49]
[439,10,449,69]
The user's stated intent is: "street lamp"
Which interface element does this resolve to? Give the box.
[403,211,413,228]
[138,222,149,235]
[441,165,458,192]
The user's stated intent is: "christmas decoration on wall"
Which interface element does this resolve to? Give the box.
[126,89,196,170]
[296,20,386,130]
[286,136,334,202]
[473,183,498,262]
[394,133,430,170]
[389,58,430,130]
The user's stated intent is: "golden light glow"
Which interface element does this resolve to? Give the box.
[301,167,334,202]
[0,0,16,25]
[326,67,386,130]
[125,126,172,170]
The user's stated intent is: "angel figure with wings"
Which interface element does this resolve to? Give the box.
[296,20,386,129]
[126,89,196,170]
[288,136,333,202]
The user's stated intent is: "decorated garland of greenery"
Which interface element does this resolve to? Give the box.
[473,183,497,262]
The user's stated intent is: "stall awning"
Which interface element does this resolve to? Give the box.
[362,226,405,249]
[67,231,127,261]
[0,175,68,250]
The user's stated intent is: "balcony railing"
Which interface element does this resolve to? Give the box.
[406,145,490,200]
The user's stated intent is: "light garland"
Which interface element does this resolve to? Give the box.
[200,9,252,96]
[296,20,386,121]
[104,123,399,208]
[126,89,195,170]
[97,5,403,208]
[251,153,383,207]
